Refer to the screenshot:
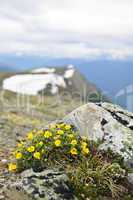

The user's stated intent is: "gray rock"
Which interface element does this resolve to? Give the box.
[64,102,133,162]
[127,173,133,193]
[128,173,133,185]
[5,168,77,200]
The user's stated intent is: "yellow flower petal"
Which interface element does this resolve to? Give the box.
[82,147,89,155]
[57,130,64,135]
[55,139,61,147]
[67,134,74,138]
[16,152,23,159]
[8,163,17,172]
[39,141,43,146]
[65,124,71,130]
[34,152,41,160]
[70,148,78,155]
[27,146,35,153]
[44,131,52,138]
[81,142,88,148]
[17,142,24,147]
[27,132,34,140]
[71,140,78,146]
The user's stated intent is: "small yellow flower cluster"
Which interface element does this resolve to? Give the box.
[27,132,34,140]
[27,146,35,153]
[70,148,78,155]
[8,122,90,172]
[57,130,64,135]
[34,152,41,160]
[44,131,52,138]
[16,152,23,159]
[81,142,90,155]
[8,163,17,172]
[71,140,78,146]
[55,139,61,147]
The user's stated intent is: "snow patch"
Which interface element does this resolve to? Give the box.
[32,68,55,73]
[67,64,74,69]
[64,68,75,79]
[3,74,66,95]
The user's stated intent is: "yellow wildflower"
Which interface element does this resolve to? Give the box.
[27,146,35,153]
[60,123,65,128]
[54,135,60,140]
[67,134,74,138]
[34,152,41,160]
[44,131,52,138]
[57,130,64,135]
[71,140,78,146]
[41,149,45,153]
[55,139,61,147]
[81,142,88,148]
[16,152,22,159]
[39,141,43,146]
[8,163,17,172]
[17,142,24,147]
[70,148,78,155]
[82,147,89,155]
[65,124,71,130]
[27,132,34,140]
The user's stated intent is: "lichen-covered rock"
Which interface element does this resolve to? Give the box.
[128,173,133,187]
[5,168,77,200]
[126,173,133,193]
[64,102,133,162]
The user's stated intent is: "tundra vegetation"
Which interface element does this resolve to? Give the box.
[8,122,133,200]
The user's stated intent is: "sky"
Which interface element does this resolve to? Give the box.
[1,0,133,62]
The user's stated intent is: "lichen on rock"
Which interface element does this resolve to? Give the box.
[64,102,133,162]
[5,168,77,200]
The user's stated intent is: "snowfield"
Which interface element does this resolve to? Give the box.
[3,74,66,95]
[3,66,75,95]
[31,68,55,73]
[64,68,75,79]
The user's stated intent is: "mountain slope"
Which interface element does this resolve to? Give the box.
[2,65,109,102]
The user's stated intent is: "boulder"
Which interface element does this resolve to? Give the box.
[5,168,77,200]
[64,102,133,162]
[127,173,133,192]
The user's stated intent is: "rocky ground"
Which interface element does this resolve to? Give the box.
[0,91,133,199]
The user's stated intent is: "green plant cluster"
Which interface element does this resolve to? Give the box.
[68,156,126,199]
[8,122,133,199]
[9,122,90,172]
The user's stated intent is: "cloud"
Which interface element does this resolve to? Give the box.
[0,0,133,60]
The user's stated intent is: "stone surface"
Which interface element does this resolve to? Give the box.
[64,102,133,161]
[5,168,77,200]
[127,173,133,193]
[128,173,133,185]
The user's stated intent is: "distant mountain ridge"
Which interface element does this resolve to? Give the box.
[0,63,15,72]
[2,65,109,102]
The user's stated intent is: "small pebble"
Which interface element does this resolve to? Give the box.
[1,159,8,164]
[0,195,5,200]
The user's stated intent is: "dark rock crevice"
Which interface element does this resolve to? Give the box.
[97,104,133,130]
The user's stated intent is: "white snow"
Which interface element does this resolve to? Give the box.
[3,74,66,95]
[64,68,75,79]
[32,68,55,73]
[67,64,74,69]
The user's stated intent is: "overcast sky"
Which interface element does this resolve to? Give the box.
[0,0,133,60]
